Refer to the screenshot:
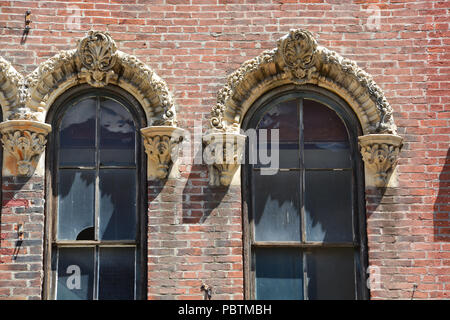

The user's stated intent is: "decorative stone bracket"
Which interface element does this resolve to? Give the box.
[203,132,246,186]
[0,120,51,176]
[359,134,403,188]
[141,126,185,180]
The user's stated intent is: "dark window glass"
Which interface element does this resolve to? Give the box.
[305,170,353,242]
[98,247,135,300]
[53,92,140,300]
[255,248,303,300]
[255,99,299,168]
[303,99,351,169]
[306,248,356,300]
[56,248,95,300]
[247,92,363,300]
[59,98,96,166]
[57,170,95,240]
[253,170,301,242]
[99,169,136,240]
[99,98,136,166]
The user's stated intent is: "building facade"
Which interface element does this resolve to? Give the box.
[0,0,448,300]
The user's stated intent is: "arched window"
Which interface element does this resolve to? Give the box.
[242,85,368,300]
[44,85,146,300]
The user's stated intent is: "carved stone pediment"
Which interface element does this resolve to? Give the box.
[359,134,403,188]
[0,120,51,176]
[0,30,177,127]
[211,28,398,136]
[141,126,185,180]
[203,132,246,186]
[279,29,318,81]
[77,31,118,88]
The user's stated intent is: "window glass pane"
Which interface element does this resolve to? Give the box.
[255,99,299,168]
[100,97,136,166]
[306,248,356,300]
[255,248,303,300]
[99,169,136,240]
[305,170,353,242]
[303,99,351,168]
[56,247,94,300]
[253,170,301,242]
[98,247,135,300]
[57,170,95,241]
[59,97,96,166]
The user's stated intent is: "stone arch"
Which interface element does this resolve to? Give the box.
[210,29,397,136]
[0,57,23,121]
[206,29,403,187]
[0,31,183,179]
[3,31,176,126]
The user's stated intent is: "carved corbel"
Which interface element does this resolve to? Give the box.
[358,134,403,188]
[203,132,246,186]
[0,120,51,176]
[141,126,185,180]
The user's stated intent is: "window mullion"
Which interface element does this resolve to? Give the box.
[94,96,100,242]
[299,97,309,301]
[94,96,101,300]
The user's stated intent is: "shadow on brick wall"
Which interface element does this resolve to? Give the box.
[182,161,228,224]
[433,147,450,242]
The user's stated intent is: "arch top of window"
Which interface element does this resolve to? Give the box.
[0,31,185,180]
[0,31,177,127]
[205,29,403,188]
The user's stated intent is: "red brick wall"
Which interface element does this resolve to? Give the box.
[0,0,449,300]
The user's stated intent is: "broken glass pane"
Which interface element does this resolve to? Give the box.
[57,169,95,241]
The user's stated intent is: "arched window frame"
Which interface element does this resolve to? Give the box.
[205,29,403,189]
[204,28,403,300]
[43,84,148,300]
[241,84,369,300]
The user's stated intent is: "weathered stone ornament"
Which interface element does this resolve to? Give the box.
[78,31,118,87]
[0,30,176,127]
[359,134,403,188]
[141,126,185,180]
[203,132,246,186]
[279,29,318,81]
[211,28,398,136]
[0,120,51,176]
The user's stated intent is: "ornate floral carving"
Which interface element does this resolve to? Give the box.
[278,29,318,80]
[210,28,398,136]
[78,31,118,87]
[358,134,403,188]
[0,31,176,128]
[203,132,246,186]
[141,126,185,180]
[0,120,51,176]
